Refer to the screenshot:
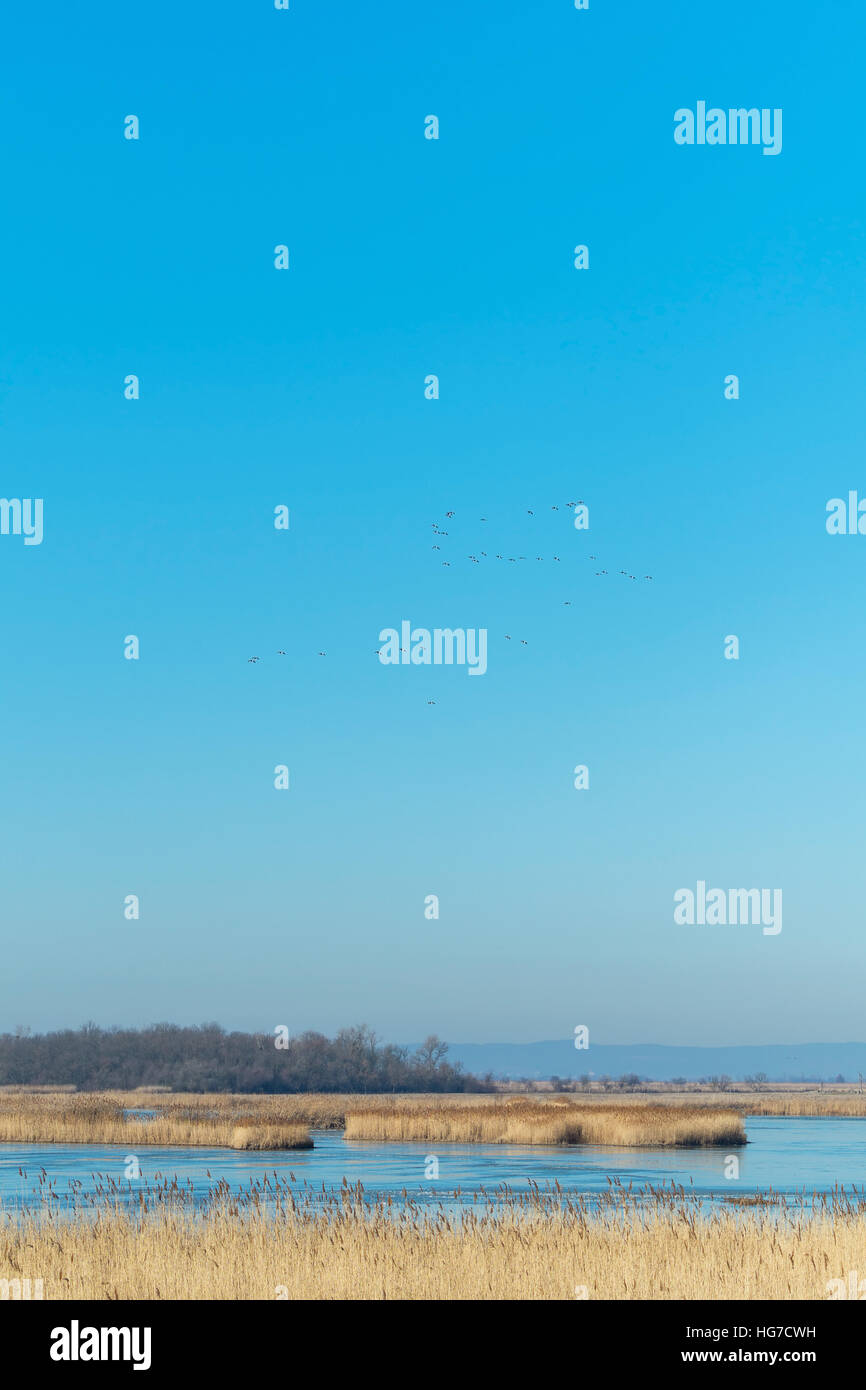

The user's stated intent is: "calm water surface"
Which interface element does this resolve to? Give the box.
[1,1117,865,1216]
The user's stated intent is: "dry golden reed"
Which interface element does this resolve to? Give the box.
[3,1087,865,1152]
[344,1100,745,1147]
[230,1123,312,1151]
[0,1094,311,1151]
[552,1090,866,1118]
[1,1184,861,1301]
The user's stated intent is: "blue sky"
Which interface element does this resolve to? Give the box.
[2,0,864,1047]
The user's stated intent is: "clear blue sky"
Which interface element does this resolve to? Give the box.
[2,1,864,1046]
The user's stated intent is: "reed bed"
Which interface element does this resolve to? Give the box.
[3,1088,866,1152]
[733,1093,866,1118]
[1,1179,862,1300]
[230,1124,312,1151]
[0,1094,312,1151]
[547,1091,866,1117]
[88,1088,866,1121]
[344,1100,745,1147]
[115,1092,361,1129]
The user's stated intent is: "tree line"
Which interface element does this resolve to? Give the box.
[0,1023,492,1094]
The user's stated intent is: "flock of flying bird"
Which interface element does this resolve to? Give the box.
[247,651,327,663]
[246,500,653,676]
[432,502,653,582]
[430,501,653,646]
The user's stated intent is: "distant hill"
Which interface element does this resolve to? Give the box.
[442,1040,866,1083]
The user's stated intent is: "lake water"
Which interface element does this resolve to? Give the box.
[1,1117,865,1217]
